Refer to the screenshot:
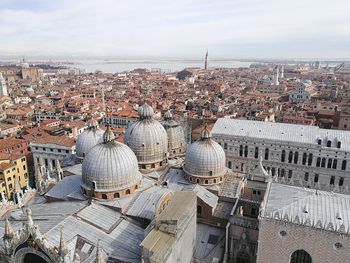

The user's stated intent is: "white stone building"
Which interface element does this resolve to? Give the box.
[289,82,311,103]
[212,119,350,192]
[257,183,350,263]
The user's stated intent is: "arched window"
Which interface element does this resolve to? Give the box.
[114,192,120,198]
[205,179,208,184]
[196,178,200,184]
[126,189,131,195]
[342,160,347,170]
[281,150,286,162]
[327,158,332,169]
[288,151,293,163]
[209,171,213,176]
[290,250,312,263]
[316,157,321,167]
[265,148,269,160]
[244,145,248,157]
[102,194,107,199]
[239,145,243,157]
[255,147,259,159]
[308,153,313,166]
[337,141,341,149]
[294,152,299,164]
[327,140,332,147]
[197,205,202,216]
[302,153,307,165]
[321,158,326,168]
[333,159,338,169]
[135,185,138,190]
[213,179,217,183]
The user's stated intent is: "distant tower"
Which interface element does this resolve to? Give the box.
[274,66,279,85]
[0,72,8,97]
[280,65,284,79]
[101,86,106,112]
[204,50,208,70]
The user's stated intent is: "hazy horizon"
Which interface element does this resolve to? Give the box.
[1,0,350,59]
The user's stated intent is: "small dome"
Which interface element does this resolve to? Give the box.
[82,130,142,195]
[138,103,154,119]
[162,110,186,158]
[125,104,168,173]
[184,127,226,183]
[76,120,104,158]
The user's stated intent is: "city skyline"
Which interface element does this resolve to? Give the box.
[1,0,350,59]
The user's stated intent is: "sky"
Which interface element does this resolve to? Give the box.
[0,0,350,59]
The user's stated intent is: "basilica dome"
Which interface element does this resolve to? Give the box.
[162,110,186,158]
[76,119,104,159]
[125,103,168,173]
[82,126,142,200]
[183,126,227,185]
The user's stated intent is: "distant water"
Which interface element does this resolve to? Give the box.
[62,59,253,73]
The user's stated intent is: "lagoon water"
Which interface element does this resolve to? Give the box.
[62,59,252,73]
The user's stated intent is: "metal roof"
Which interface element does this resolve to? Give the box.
[262,183,350,234]
[212,118,350,151]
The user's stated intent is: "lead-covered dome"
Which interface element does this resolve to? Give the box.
[125,103,168,173]
[162,110,186,158]
[183,126,227,185]
[82,126,142,200]
[76,119,104,159]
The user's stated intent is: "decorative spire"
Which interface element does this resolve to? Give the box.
[4,217,14,240]
[200,124,211,140]
[26,207,34,227]
[103,124,115,144]
[164,110,172,120]
[95,240,104,263]
[59,227,69,257]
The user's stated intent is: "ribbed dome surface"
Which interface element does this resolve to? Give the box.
[76,124,104,158]
[125,119,168,163]
[162,113,186,157]
[184,138,226,178]
[82,141,142,191]
[138,103,154,119]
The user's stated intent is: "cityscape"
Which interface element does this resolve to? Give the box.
[1,1,350,263]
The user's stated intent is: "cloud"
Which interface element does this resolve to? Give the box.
[0,0,349,58]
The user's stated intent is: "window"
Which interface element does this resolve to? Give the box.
[43,147,46,151]
[114,192,120,198]
[330,176,335,185]
[209,171,213,176]
[255,147,259,159]
[294,152,299,164]
[339,177,344,187]
[126,189,131,195]
[288,151,293,163]
[239,145,243,157]
[308,153,313,166]
[228,161,232,169]
[265,148,269,160]
[302,153,307,165]
[327,159,332,169]
[337,141,341,149]
[205,180,208,184]
[281,150,286,162]
[318,139,322,145]
[244,145,248,157]
[333,159,338,169]
[314,174,319,183]
[321,158,326,168]
[288,170,293,179]
[342,160,347,170]
[92,181,96,189]
[290,250,312,263]
[327,140,332,147]
[304,172,309,181]
[65,150,69,153]
[251,208,257,216]
[102,194,107,199]
[224,143,227,150]
[196,179,200,184]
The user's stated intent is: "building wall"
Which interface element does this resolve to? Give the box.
[212,135,350,191]
[257,218,350,263]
